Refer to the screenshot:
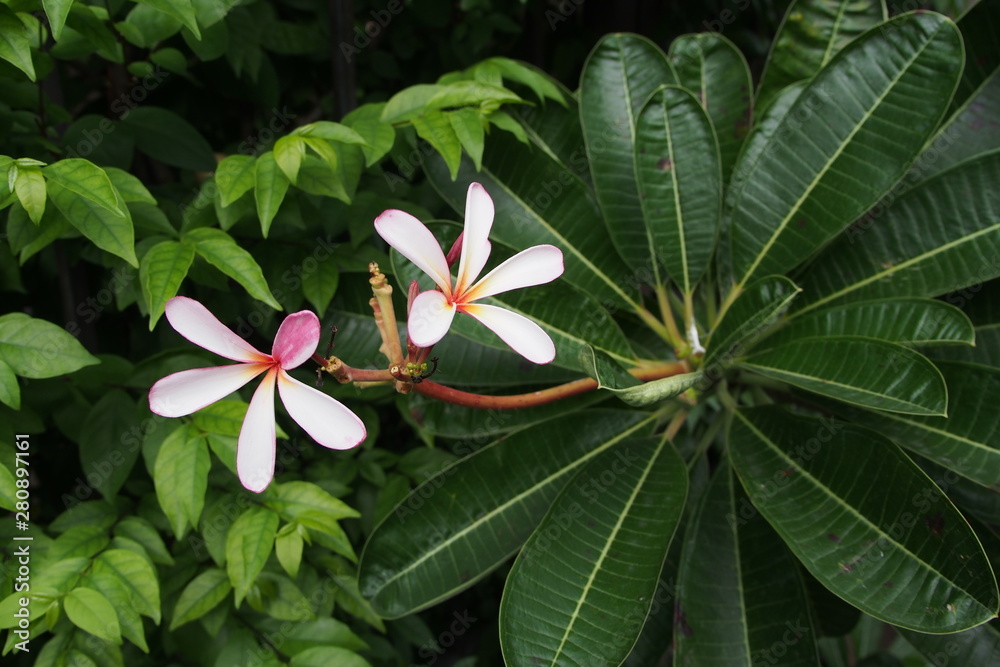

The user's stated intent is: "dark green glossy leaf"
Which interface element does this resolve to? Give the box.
[78,389,140,499]
[728,406,998,632]
[706,275,801,365]
[500,437,687,666]
[120,106,215,171]
[900,622,1000,666]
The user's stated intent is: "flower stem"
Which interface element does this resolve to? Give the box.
[369,262,404,366]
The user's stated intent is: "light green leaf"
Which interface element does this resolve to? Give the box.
[343,103,396,167]
[170,567,232,630]
[487,110,528,143]
[226,506,280,606]
[381,84,447,123]
[92,549,161,623]
[133,0,200,39]
[264,480,360,536]
[478,57,566,106]
[78,390,140,499]
[119,106,216,172]
[448,108,485,172]
[756,0,887,114]
[42,0,75,40]
[580,32,676,275]
[728,406,998,632]
[0,6,35,81]
[293,121,368,145]
[729,12,963,288]
[290,647,372,667]
[635,85,721,295]
[47,181,136,267]
[113,517,173,565]
[500,437,687,666]
[103,167,156,204]
[0,313,100,378]
[215,154,257,207]
[275,526,303,579]
[294,154,349,202]
[63,587,121,643]
[358,410,654,618]
[183,227,281,309]
[66,4,122,61]
[153,424,210,538]
[43,159,124,215]
[254,151,290,236]
[411,111,462,180]
[273,135,306,184]
[13,166,46,224]
[612,372,704,407]
[84,565,149,653]
[706,275,801,365]
[743,336,947,416]
[0,455,18,510]
[140,240,195,329]
[191,399,249,438]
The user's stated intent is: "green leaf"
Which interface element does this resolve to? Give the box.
[762,298,975,349]
[43,159,124,215]
[728,406,998,632]
[951,0,1000,113]
[611,371,705,407]
[133,0,200,39]
[798,150,1000,314]
[92,549,161,623]
[487,110,528,143]
[273,135,305,184]
[47,181,136,267]
[743,336,947,415]
[412,111,462,180]
[42,0,75,40]
[447,107,485,172]
[63,588,121,643]
[674,461,819,666]
[0,359,18,410]
[78,389,140,499]
[290,647,372,667]
[729,12,963,288]
[479,57,566,106]
[275,526,303,579]
[266,617,369,654]
[635,85,721,295]
[66,5,122,62]
[140,240,195,329]
[153,424,210,538]
[170,567,232,630]
[119,106,216,172]
[358,410,654,618]
[254,151,290,236]
[343,103,396,167]
[103,167,156,204]
[381,84,447,123]
[0,313,100,378]
[226,505,280,606]
[756,0,886,114]
[84,565,149,653]
[0,6,36,81]
[183,227,282,309]
[264,480,360,536]
[13,166,46,224]
[580,33,676,275]
[113,517,173,565]
[900,622,1000,665]
[293,121,368,145]
[215,154,257,207]
[668,32,753,184]
[706,275,801,365]
[500,437,687,666]
[300,255,339,316]
[191,399,248,438]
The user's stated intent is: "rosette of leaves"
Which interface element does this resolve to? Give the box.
[359,2,1000,665]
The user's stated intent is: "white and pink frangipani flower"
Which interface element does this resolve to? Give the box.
[149,297,365,493]
[375,182,564,364]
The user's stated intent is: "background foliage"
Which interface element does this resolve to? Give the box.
[1,0,999,666]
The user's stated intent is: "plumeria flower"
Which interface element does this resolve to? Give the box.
[149,297,365,492]
[375,182,564,364]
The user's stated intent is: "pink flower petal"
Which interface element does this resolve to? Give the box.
[272,311,320,369]
[238,368,278,493]
[461,303,557,364]
[277,371,366,449]
[149,363,269,417]
[454,183,495,294]
[164,297,270,363]
[375,209,452,295]
[464,245,564,302]
[407,290,458,348]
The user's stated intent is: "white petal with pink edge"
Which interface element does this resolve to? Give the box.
[149,363,269,417]
[375,209,452,294]
[455,182,495,294]
[461,303,556,364]
[277,371,366,450]
[272,311,320,369]
[407,290,458,347]
[465,245,564,302]
[238,368,279,493]
[164,297,270,363]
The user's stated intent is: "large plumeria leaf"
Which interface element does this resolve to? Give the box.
[636,85,721,295]
[951,0,1000,114]
[756,0,887,115]
[254,151,290,236]
[226,506,280,606]
[140,240,195,329]
[358,410,655,618]
[829,361,1000,491]
[423,150,639,312]
[153,424,210,539]
[728,406,999,632]
[667,32,753,184]
[579,33,676,278]
[760,298,975,350]
[900,621,1000,665]
[797,151,1000,313]
[508,80,589,187]
[182,227,281,309]
[674,461,819,666]
[0,313,100,378]
[742,336,947,416]
[499,437,687,667]
[705,275,801,366]
[729,12,963,289]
